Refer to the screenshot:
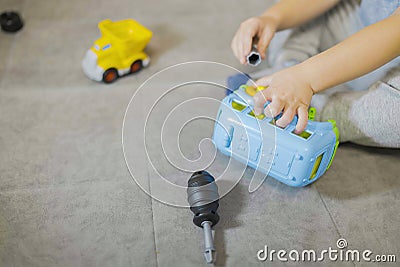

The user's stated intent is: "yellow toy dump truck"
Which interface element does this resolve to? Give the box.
[82,19,152,83]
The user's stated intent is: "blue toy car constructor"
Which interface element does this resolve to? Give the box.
[212,85,339,187]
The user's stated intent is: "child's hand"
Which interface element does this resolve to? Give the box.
[231,16,279,64]
[253,67,314,133]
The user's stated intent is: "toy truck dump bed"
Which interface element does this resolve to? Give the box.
[98,19,152,55]
[82,19,152,83]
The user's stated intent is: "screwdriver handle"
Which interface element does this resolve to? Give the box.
[187,171,220,264]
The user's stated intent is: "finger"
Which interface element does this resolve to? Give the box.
[238,21,259,64]
[295,105,309,134]
[231,35,240,61]
[253,90,270,115]
[264,98,284,118]
[231,29,247,63]
[257,27,274,59]
[232,33,244,62]
[276,106,296,128]
[239,32,255,64]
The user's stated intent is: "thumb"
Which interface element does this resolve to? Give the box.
[257,27,274,59]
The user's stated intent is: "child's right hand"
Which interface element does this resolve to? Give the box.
[253,66,314,134]
[231,16,279,65]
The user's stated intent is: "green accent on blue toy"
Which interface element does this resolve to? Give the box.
[295,130,312,140]
[327,119,340,170]
[308,107,316,121]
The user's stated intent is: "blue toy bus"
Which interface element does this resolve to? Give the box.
[212,85,339,187]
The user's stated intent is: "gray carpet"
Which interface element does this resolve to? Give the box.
[0,0,399,266]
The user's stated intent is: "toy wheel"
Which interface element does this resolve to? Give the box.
[130,60,142,74]
[0,12,23,32]
[103,68,118,83]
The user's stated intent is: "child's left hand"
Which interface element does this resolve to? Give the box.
[253,67,314,134]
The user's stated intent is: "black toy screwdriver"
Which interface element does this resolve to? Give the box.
[187,171,220,264]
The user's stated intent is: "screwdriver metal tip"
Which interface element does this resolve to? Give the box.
[204,248,216,264]
[202,221,216,263]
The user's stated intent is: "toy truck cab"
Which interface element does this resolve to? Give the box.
[212,85,339,187]
[82,19,152,83]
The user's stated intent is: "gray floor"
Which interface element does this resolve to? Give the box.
[0,0,399,267]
